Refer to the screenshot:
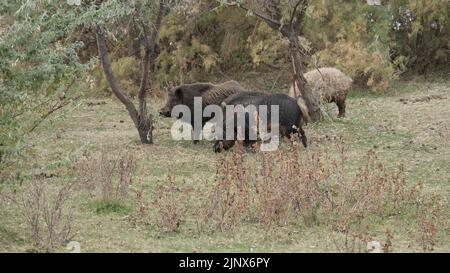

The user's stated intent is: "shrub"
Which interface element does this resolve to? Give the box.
[246,23,288,68]
[7,179,76,252]
[127,178,150,228]
[305,1,396,92]
[154,4,255,85]
[153,175,188,233]
[74,148,135,211]
[416,194,445,252]
[197,137,447,252]
[95,57,141,98]
[389,0,450,74]
[311,39,395,92]
[197,144,250,233]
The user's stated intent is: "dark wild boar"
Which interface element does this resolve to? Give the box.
[159,80,246,143]
[214,92,308,152]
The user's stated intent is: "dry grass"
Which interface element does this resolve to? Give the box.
[74,148,134,204]
[0,76,449,252]
[197,144,251,233]
[1,179,76,252]
[152,175,189,233]
[193,135,447,252]
[127,179,150,228]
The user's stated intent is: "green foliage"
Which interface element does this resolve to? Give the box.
[0,1,90,168]
[304,0,449,91]
[155,32,219,84]
[389,0,450,73]
[311,39,395,92]
[96,57,141,97]
[88,200,131,215]
[154,4,255,85]
[305,0,396,92]
[247,23,288,68]
[86,0,448,93]
[0,0,166,167]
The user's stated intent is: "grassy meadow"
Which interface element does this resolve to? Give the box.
[1,76,449,253]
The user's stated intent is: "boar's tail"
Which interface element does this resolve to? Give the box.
[297,97,310,125]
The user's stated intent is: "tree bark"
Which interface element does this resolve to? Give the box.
[286,0,322,122]
[233,0,323,122]
[289,37,323,122]
[95,25,140,129]
[135,0,169,144]
[94,0,169,144]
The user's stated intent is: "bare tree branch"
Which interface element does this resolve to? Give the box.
[138,0,167,101]
[292,0,309,33]
[95,25,140,127]
[289,0,303,31]
[28,96,81,134]
[222,1,283,30]
[220,0,322,121]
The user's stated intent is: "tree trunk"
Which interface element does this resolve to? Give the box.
[289,37,323,122]
[235,0,323,122]
[96,25,153,144]
[137,112,153,144]
[95,25,140,128]
[94,1,169,144]
[134,0,168,144]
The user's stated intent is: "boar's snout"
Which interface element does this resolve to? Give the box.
[214,141,224,153]
[159,107,171,117]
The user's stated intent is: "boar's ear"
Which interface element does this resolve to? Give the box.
[174,87,183,98]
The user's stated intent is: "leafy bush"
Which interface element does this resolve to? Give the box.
[389,0,450,73]
[0,1,89,168]
[311,39,395,92]
[305,1,396,92]
[247,23,288,68]
[154,4,255,85]
[194,138,447,252]
[95,57,141,98]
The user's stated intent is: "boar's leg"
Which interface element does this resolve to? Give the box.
[193,132,200,144]
[336,96,346,118]
[191,120,205,144]
[288,127,307,148]
[337,101,346,117]
[299,127,308,148]
[213,140,236,153]
[213,141,223,152]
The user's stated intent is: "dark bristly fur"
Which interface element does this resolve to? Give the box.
[159,80,246,143]
[214,92,308,152]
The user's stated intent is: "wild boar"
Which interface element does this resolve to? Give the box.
[159,80,247,143]
[214,92,308,152]
[289,67,353,117]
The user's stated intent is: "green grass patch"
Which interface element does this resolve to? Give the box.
[87,200,132,215]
